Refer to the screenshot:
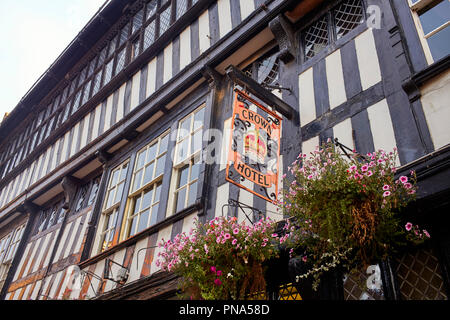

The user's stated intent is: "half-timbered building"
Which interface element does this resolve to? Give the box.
[0,0,449,300]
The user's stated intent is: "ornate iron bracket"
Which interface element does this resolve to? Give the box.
[222,199,266,225]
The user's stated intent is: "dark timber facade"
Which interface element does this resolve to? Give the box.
[0,0,449,300]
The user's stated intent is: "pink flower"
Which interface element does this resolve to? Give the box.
[224,233,231,240]
[272,233,278,238]
[366,170,373,177]
[361,165,369,172]
[302,256,307,263]
[404,182,412,189]
[383,185,390,191]
[408,189,416,195]
[424,230,430,238]
[383,191,391,197]
[214,279,222,286]
[405,223,413,231]
[348,165,357,172]
[216,270,222,277]
[399,176,408,184]
[232,239,237,245]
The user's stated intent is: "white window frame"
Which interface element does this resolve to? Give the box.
[122,132,169,239]
[408,0,450,64]
[96,160,130,253]
[168,105,205,215]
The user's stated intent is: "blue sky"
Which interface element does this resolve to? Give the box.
[0,0,106,119]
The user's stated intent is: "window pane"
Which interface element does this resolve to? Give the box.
[159,5,172,36]
[115,182,124,203]
[193,108,205,130]
[137,150,147,169]
[150,204,158,226]
[143,162,155,185]
[147,0,157,19]
[154,183,162,202]
[176,188,187,212]
[334,0,364,39]
[148,143,158,161]
[121,163,128,180]
[119,23,130,46]
[143,20,156,50]
[142,189,153,210]
[188,181,198,206]
[191,130,203,154]
[178,165,189,188]
[129,215,138,237]
[179,118,191,140]
[176,0,188,19]
[133,196,142,215]
[115,47,127,74]
[159,134,169,154]
[177,139,189,162]
[132,9,144,34]
[137,209,150,233]
[426,26,450,62]
[111,169,120,186]
[132,38,141,60]
[419,1,450,35]
[304,15,329,60]
[190,159,201,181]
[106,188,116,208]
[103,59,114,85]
[133,170,143,192]
[155,155,166,177]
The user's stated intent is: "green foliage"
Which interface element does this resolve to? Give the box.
[156,216,279,300]
[279,141,427,290]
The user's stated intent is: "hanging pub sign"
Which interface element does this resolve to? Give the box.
[226,89,282,203]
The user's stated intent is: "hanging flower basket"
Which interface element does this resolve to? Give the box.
[156,216,279,300]
[278,140,430,291]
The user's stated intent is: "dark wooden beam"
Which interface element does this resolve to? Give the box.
[225,65,296,120]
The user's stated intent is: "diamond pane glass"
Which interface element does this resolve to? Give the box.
[132,9,144,34]
[103,59,114,86]
[143,20,156,50]
[115,47,126,74]
[334,0,364,39]
[176,0,188,19]
[395,248,448,300]
[119,23,130,46]
[159,5,172,36]
[147,0,157,19]
[304,16,329,60]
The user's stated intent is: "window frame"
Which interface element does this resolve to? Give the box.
[300,0,367,62]
[96,160,130,253]
[170,105,205,214]
[408,0,450,64]
[121,131,169,240]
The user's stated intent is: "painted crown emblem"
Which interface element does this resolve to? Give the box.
[244,130,267,163]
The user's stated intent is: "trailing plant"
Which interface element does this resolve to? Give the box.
[155,216,279,300]
[278,140,430,290]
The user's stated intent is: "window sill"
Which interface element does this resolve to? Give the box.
[78,201,203,269]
